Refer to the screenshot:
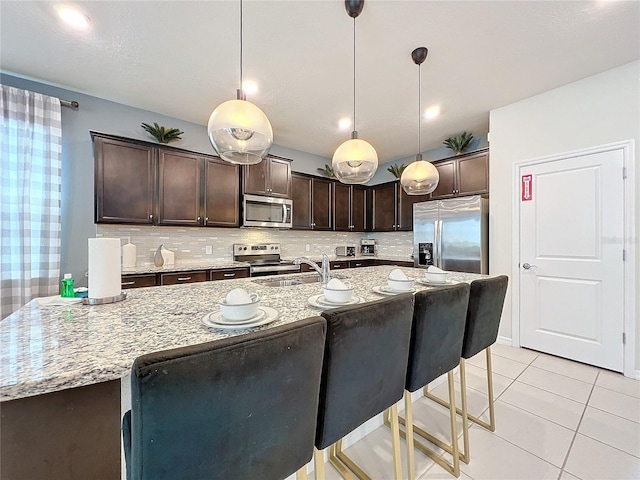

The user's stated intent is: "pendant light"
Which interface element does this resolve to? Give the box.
[207,0,273,165]
[332,0,378,185]
[400,47,439,195]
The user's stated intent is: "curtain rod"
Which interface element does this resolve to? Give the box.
[60,99,79,109]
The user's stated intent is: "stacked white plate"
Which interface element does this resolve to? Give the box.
[201,306,279,330]
[308,294,363,309]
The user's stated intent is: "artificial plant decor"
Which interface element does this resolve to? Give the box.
[387,163,407,179]
[317,164,336,179]
[141,122,184,144]
[443,131,474,154]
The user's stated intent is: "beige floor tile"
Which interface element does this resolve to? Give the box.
[427,378,491,426]
[531,353,600,384]
[579,406,640,458]
[491,343,540,364]
[410,395,463,456]
[597,370,640,399]
[459,426,560,480]
[418,464,475,480]
[559,471,581,480]
[499,380,585,430]
[466,351,530,379]
[517,365,593,403]
[588,386,640,424]
[564,434,640,480]
[491,400,575,467]
[454,362,514,398]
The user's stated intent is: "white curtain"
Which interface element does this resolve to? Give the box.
[0,85,62,320]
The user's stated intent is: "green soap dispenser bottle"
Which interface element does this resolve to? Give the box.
[61,273,75,298]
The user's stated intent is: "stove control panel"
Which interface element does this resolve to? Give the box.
[233,243,280,257]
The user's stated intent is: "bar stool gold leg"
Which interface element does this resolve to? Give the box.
[389,403,403,480]
[314,447,326,480]
[296,464,308,480]
[459,359,470,463]
[404,393,416,480]
[485,347,496,431]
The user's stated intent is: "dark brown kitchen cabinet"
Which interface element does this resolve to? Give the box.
[372,181,433,232]
[121,274,158,289]
[94,136,156,224]
[157,150,203,226]
[430,149,489,199]
[349,259,375,268]
[204,158,240,227]
[330,260,349,270]
[291,173,332,230]
[209,267,249,281]
[243,156,291,198]
[160,270,208,286]
[375,259,414,267]
[334,184,367,232]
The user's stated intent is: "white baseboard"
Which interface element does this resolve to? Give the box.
[497,335,512,345]
[635,370,640,381]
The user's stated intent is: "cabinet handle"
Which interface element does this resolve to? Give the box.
[205,217,209,223]
[177,276,191,281]
[149,214,153,219]
[354,263,362,267]
[333,265,341,268]
[197,216,201,221]
[223,273,236,277]
[122,281,135,286]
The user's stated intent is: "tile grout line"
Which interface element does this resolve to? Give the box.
[557,370,600,479]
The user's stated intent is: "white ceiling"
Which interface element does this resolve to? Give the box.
[1,1,639,163]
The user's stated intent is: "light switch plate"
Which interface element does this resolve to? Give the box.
[205,246,212,255]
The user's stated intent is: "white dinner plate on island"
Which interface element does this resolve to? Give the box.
[417,278,458,286]
[372,285,416,296]
[308,294,363,309]
[201,306,279,330]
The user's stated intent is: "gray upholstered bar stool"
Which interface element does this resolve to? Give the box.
[425,275,509,432]
[391,283,471,479]
[314,294,415,480]
[122,316,326,480]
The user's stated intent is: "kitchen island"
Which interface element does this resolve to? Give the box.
[1,266,484,479]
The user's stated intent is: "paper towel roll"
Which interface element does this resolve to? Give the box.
[88,238,122,299]
[122,242,137,268]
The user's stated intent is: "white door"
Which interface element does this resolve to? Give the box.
[519,149,625,371]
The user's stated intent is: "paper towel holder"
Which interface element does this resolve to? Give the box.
[82,292,127,305]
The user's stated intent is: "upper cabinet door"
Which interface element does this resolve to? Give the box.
[351,186,367,232]
[243,160,269,195]
[457,151,489,195]
[291,173,312,229]
[268,158,292,198]
[94,137,156,224]
[371,182,397,231]
[430,160,457,199]
[204,157,240,227]
[157,150,203,226]
[311,177,332,230]
[398,187,430,231]
[334,183,351,231]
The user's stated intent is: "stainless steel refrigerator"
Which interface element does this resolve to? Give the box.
[413,195,489,274]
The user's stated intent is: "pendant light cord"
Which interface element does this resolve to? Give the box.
[418,63,421,155]
[353,16,357,133]
[240,0,244,91]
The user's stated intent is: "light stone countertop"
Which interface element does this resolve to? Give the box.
[1,266,484,402]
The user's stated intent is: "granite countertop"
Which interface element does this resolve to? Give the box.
[1,266,483,401]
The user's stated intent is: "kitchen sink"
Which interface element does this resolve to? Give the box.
[252,274,346,287]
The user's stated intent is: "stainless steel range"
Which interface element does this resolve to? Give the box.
[233,243,300,277]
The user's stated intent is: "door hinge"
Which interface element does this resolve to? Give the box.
[623,332,626,344]
[623,249,626,261]
[623,167,627,179]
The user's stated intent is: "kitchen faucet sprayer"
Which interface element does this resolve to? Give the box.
[293,253,330,285]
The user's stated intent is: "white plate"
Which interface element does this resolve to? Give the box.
[417,278,458,286]
[308,294,362,309]
[372,285,416,296]
[201,306,278,330]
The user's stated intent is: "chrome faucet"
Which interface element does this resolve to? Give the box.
[293,253,330,285]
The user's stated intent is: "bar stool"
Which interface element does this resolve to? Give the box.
[425,275,509,432]
[314,294,415,480]
[386,284,470,478]
[122,316,326,480]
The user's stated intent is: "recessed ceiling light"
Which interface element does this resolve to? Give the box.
[424,106,440,120]
[242,81,258,96]
[56,5,91,30]
[338,117,352,130]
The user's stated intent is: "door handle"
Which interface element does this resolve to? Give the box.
[522,263,537,270]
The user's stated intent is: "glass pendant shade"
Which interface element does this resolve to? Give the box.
[400,155,439,195]
[332,135,378,184]
[208,98,273,165]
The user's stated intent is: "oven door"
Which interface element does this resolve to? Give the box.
[243,194,292,228]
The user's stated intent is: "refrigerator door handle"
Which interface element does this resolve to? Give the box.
[435,220,442,268]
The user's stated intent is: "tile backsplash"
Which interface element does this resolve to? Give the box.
[96,225,414,264]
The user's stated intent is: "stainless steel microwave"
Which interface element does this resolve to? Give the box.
[243,194,293,228]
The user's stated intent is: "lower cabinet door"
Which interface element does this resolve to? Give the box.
[121,274,158,289]
[209,268,250,281]
[160,271,208,285]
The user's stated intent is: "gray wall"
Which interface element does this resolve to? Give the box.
[1,73,330,283]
